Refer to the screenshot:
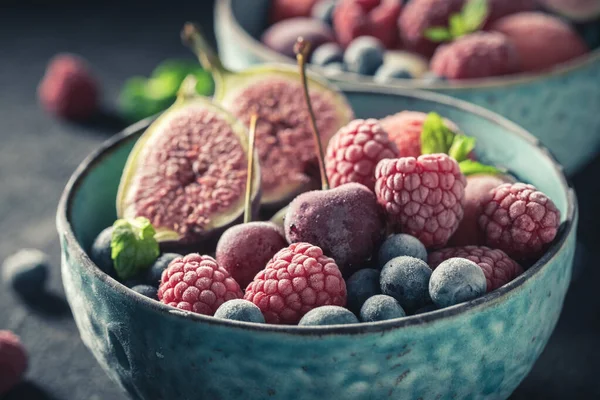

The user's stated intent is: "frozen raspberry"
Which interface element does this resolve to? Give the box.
[490,12,589,72]
[270,0,320,23]
[157,254,243,316]
[325,118,399,190]
[428,245,523,292]
[38,53,99,120]
[478,183,561,260]
[379,111,459,158]
[0,330,28,395]
[244,243,347,325]
[333,0,402,48]
[374,154,466,248]
[430,32,521,80]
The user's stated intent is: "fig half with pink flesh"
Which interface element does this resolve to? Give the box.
[116,78,261,253]
[182,23,355,209]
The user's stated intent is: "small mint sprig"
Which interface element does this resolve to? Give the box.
[424,0,489,42]
[420,112,502,176]
[111,217,160,280]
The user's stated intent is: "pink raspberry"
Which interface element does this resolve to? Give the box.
[333,0,402,48]
[38,53,99,120]
[158,254,243,316]
[430,32,521,80]
[325,119,399,191]
[375,154,466,248]
[0,330,28,395]
[428,245,523,291]
[244,242,347,325]
[478,183,561,260]
[379,111,459,158]
[270,0,320,23]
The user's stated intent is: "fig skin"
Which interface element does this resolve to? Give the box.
[284,182,385,275]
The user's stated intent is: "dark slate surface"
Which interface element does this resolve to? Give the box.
[0,1,598,399]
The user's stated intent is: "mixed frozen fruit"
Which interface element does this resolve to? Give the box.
[262,0,596,81]
[87,27,563,326]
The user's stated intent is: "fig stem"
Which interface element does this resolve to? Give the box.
[176,75,199,102]
[181,22,229,77]
[244,114,258,224]
[295,37,329,191]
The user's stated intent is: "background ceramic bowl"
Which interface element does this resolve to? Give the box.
[57,87,577,400]
[214,0,600,176]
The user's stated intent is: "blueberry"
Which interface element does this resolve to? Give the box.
[413,303,438,315]
[2,249,49,297]
[429,257,487,308]
[346,268,381,314]
[311,0,337,26]
[90,226,115,276]
[344,36,385,75]
[360,295,406,322]
[214,299,265,323]
[378,234,427,268]
[311,43,344,66]
[131,284,158,299]
[123,278,145,288]
[380,256,432,312]
[145,253,181,286]
[374,64,413,83]
[298,306,359,326]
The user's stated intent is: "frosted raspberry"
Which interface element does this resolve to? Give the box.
[379,111,459,158]
[428,245,523,292]
[374,154,466,248]
[325,118,399,190]
[478,183,561,260]
[270,0,320,23]
[430,32,521,80]
[333,0,402,48]
[157,254,243,316]
[244,243,347,325]
[0,330,28,395]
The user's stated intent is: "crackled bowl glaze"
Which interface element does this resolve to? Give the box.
[57,88,577,400]
[214,0,600,175]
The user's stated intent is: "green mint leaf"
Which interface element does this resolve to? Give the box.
[461,0,489,33]
[423,27,453,42]
[448,135,477,162]
[449,13,468,37]
[111,217,160,280]
[421,112,457,154]
[458,160,502,176]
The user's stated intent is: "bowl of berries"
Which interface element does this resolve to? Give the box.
[215,0,600,175]
[56,25,577,400]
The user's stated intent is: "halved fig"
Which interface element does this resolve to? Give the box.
[182,23,355,209]
[116,78,261,252]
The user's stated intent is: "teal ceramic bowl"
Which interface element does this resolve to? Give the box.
[57,87,577,400]
[214,0,600,175]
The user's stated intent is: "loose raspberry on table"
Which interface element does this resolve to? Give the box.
[0,330,28,395]
[374,154,466,248]
[478,183,561,260]
[157,254,243,316]
[244,242,347,325]
[325,118,399,190]
[428,245,523,292]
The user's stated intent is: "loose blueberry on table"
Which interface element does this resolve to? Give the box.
[86,27,562,327]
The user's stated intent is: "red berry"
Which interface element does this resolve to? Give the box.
[478,183,561,260]
[38,53,99,120]
[244,242,347,325]
[428,245,523,291]
[374,154,466,248]
[379,111,459,158]
[0,330,28,395]
[490,12,588,72]
[333,0,402,48]
[486,0,537,23]
[325,119,399,190]
[157,254,243,316]
[270,0,320,23]
[430,32,521,80]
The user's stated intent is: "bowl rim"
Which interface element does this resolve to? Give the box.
[56,86,577,335]
[215,0,600,91]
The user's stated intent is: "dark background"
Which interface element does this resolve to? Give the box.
[1,1,599,399]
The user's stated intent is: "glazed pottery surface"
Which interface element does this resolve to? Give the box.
[214,0,600,175]
[57,88,577,400]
